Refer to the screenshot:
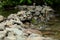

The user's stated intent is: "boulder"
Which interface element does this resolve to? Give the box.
[0,23,5,30]
[16,35,27,40]
[6,28,23,36]
[35,6,42,11]
[27,33,42,40]
[23,28,42,35]
[27,33,54,40]
[0,15,4,22]
[5,20,14,27]
[8,14,17,19]
[4,36,16,40]
[17,11,26,16]
[0,30,7,40]
[41,6,53,14]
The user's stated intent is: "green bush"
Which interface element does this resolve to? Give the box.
[0,0,60,8]
[44,0,60,5]
[0,0,32,8]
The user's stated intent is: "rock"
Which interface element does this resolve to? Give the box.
[0,5,56,40]
[19,16,26,21]
[27,37,42,40]
[13,19,24,26]
[4,35,16,40]
[5,19,14,27]
[26,11,31,15]
[6,28,23,36]
[0,15,4,22]
[0,30,7,40]
[27,33,54,40]
[15,5,23,10]
[16,35,27,40]
[34,11,40,16]
[23,29,42,35]
[41,6,53,14]
[17,11,27,21]
[27,33,42,40]
[17,11,26,16]
[6,16,23,27]
[29,33,42,37]
[8,14,19,21]
[35,6,43,11]
[0,23,5,30]
[28,6,35,10]
[12,28,23,36]
[8,14,17,19]
[9,24,23,30]
[8,31,15,36]
[26,11,32,20]
[22,5,27,10]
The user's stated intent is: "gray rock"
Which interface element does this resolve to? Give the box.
[28,6,35,10]
[35,6,43,11]
[41,6,53,14]
[34,11,40,16]
[17,11,26,16]
[8,14,16,19]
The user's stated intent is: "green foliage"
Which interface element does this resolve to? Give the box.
[31,18,36,24]
[0,0,18,8]
[44,0,60,5]
[0,0,60,8]
[0,0,32,8]
[20,0,32,4]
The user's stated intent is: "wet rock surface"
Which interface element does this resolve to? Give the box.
[0,5,58,40]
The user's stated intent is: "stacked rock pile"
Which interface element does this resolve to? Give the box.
[0,5,57,40]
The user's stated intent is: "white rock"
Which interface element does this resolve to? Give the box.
[27,33,54,40]
[0,30,7,40]
[6,28,23,36]
[35,11,40,16]
[41,6,53,13]
[0,23,5,30]
[26,11,31,15]
[16,35,27,40]
[17,11,26,15]
[0,15,4,22]
[27,33,42,40]
[9,24,22,29]
[35,6,43,11]
[8,31,16,36]
[13,28,23,36]
[5,20,14,27]
[28,6,35,10]
[29,33,42,37]
[4,36,16,40]
[8,14,16,19]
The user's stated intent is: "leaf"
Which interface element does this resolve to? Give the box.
[20,0,24,3]
[27,0,32,3]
